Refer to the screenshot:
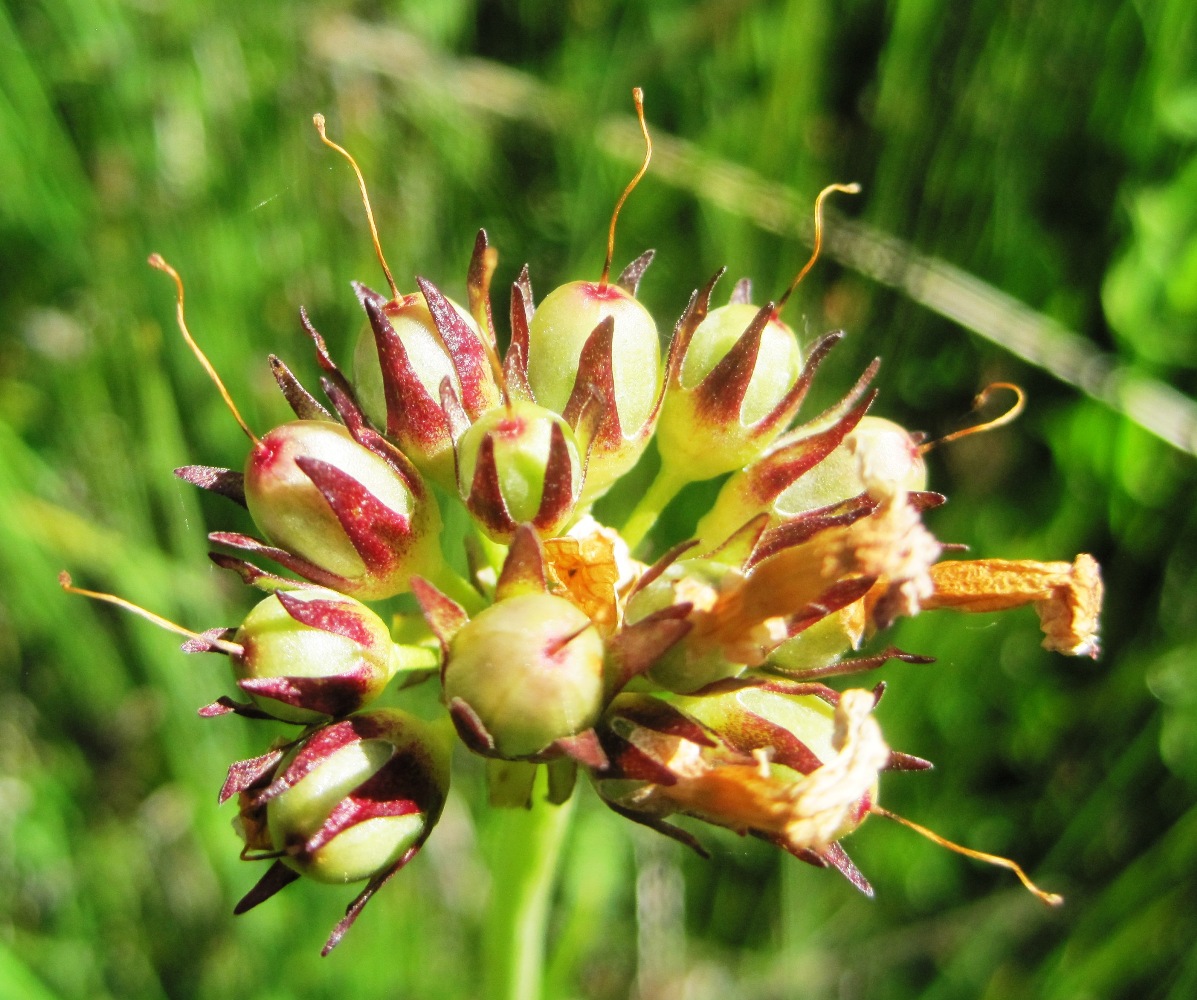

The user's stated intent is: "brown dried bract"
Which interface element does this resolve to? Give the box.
[924,554,1103,658]
[544,519,629,630]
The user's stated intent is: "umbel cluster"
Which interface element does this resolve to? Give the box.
[64,93,1102,954]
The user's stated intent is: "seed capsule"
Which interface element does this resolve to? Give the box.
[444,592,606,759]
[455,400,583,541]
[232,588,401,724]
[239,419,442,599]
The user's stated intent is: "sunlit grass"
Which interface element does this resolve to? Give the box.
[3,1,1194,997]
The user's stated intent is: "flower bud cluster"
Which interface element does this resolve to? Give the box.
[65,101,1105,951]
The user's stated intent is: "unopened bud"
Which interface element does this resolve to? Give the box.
[456,400,582,541]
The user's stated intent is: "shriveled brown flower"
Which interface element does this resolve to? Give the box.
[923,554,1103,658]
[695,491,942,662]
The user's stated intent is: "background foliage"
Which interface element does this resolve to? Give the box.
[3,0,1196,997]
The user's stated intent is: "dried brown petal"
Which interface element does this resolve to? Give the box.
[545,517,639,630]
[618,688,888,854]
[924,554,1103,658]
[696,493,941,658]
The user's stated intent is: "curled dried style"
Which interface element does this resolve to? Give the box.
[63,89,1101,954]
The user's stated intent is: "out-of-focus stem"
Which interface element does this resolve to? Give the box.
[620,465,688,552]
[482,769,576,1000]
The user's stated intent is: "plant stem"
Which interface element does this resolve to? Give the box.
[428,562,487,614]
[482,769,576,1000]
[620,465,689,552]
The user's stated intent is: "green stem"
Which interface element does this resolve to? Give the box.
[427,562,487,614]
[482,769,576,1000]
[620,464,689,551]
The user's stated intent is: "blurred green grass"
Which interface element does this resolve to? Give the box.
[3,0,1196,997]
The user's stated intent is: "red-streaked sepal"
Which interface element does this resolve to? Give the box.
[229,709,452,952]
[455,400,584,542]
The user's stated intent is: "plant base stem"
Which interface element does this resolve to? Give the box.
[482,768,576,1000]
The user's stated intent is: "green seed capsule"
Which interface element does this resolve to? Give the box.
[444,593,605,758]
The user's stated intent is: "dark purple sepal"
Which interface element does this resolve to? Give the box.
[439,377,470,444]
[627,539,698,601]
[700,513,769,565]
[616,249,655,295]
[466,228,499,354]
[597,730,680,785]
[448,696,497,755]
[234,860,300,915]
[501,341,534,404]
[698,677,840,708]
[237,664,375,719]
[465,433,516,537]
[771,645,936,681]
[662,268,725,394]
[360,293,452,451]
[808,357,881,429]
[692,301,773,424]
[208,551,322,593]
[606,801,710,859]
[495,525,548,601]
[532,421,578,532]
[198,696,280,720]
[767,834,873,896]
[174,465,247,508]
[750,329,844,438]
[254,716,388,807]
[301,760,428,859]
[209,532,348,591]
[609,695,719,747]
[511,267,534,341]
[886,751,933,771]
[718,710,824,776]
[352,281,389,311]
[551,729,609,770]
[908,490,947,512]
[220,748,287,804]
[180,626,237,654]
[562,317,621,449]
[292,455,414,572]
[779,576,879,645]
[746,390,878,506]
[745,493,880,570]
[821,841,874,896]
[299,307,358,405]
[269,354,330,420]
[274,589,373,645]
[607,604,693,689]
[417,276,499,418]
[410,577,468,653]
[321,845,421,956]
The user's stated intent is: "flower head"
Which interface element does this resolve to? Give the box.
[63,95,1106,952]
